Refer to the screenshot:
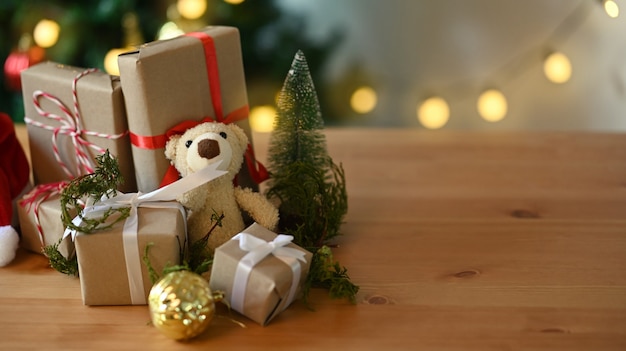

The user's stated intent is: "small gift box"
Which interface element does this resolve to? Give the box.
[20,61,136,193]
[118,25,265,192]
[65,162,228,305]
[209,223,312,325]
[17,182,75,256]
[74,205,186,306]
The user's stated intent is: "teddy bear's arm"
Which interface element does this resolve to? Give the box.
[178,182,209,212]
[234,187,279,230]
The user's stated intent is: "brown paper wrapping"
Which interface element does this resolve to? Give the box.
[20,61,136,193]
[75,206,185,305]
[118,26,257,193]
[17,192,74,255]
[209,223,312,325]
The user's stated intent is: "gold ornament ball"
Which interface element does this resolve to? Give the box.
[148,270,221,340]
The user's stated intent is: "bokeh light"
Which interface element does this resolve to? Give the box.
[104,48,130,76]
[249,105,276,132]
[604,0,619,18]
[477,89,507,122]
[33,19,60,48]
[544,52,572,84]
[350,86,377,114]
[417,97,450,129]
[177,0,207,20]
[157,22,185,40]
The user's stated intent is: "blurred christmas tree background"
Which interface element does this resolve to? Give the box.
[0,0,341,127]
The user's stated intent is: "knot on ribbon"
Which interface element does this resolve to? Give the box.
[24,68,128,179]
[234,233,307,268]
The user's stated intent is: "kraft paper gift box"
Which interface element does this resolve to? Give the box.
[209,223,312,326]
[17,183,75,256]
[118,25,264,193]
[20,61,136,193]
[69,161,227,306]
[74,205,186,306]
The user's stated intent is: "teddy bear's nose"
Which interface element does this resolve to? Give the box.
[198,139,220,159]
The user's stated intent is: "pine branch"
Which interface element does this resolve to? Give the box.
[43,240,78,276]
[302,246,359,306]
[60,150,129,234]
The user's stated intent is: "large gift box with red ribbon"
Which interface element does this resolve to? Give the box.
[17,182,75,256]
[118,26,266,193]
[20,61,136,193]
[209,223,312,325]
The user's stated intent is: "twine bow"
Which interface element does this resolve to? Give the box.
[230,231,307,314]
[24,68,127,178]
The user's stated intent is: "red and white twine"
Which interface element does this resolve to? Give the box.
[24,68,127,178]
[19,181,70,249]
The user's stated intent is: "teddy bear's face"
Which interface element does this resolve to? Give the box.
[185,130,233,173]
[165,122,248,178]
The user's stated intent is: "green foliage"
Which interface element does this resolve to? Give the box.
[45,150,127,276]
[302,246,359,306]
[60,150,129,234]
[268,160,347,249]
[266,51,356,303]
[43,239,78,276]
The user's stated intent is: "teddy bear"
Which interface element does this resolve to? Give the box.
[0,112,30,266]
[165,121,278,252]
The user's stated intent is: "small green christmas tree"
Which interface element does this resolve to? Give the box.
[266,50,357,304]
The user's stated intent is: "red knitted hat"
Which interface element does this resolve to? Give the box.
[0,112,30,226]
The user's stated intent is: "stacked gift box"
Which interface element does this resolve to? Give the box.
[16,26,311,325]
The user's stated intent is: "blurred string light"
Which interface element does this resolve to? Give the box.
[603,0,620,17]
[104,48,128,75]
[543,52,572,83]
[350,86,377,114]
[33,19,60,48]
[360,0,607,129]
[417,96,450,129]
[157,22,185,40]
[477,89,508,122]
[224,0,246,4]
[177,0,207,20]
[249,105,276,132]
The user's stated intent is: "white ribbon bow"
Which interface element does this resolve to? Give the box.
[230,232,308,314]
[64,161,227,304]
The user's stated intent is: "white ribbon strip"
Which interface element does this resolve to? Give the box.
[230,232,307,313]
[63,161,227,304]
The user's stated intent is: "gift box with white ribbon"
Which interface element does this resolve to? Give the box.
[209,223,312,325]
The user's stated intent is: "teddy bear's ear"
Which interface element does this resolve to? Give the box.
[230,124,249,150]
[164,135,181,161]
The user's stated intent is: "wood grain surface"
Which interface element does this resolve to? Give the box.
[3,126,626,350]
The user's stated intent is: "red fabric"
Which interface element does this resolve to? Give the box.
[0,112,30,226]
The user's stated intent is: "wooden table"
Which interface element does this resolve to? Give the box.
[2,127,626,350]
